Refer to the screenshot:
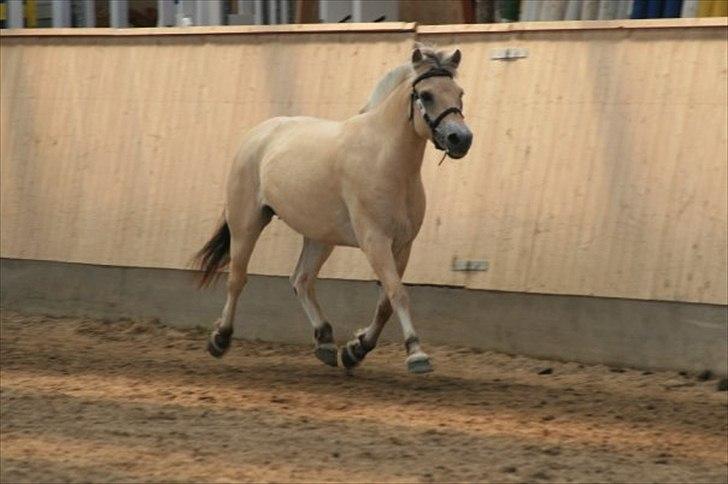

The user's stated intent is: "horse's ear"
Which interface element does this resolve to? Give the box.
[446,49,462,69]
[412,47,423,64]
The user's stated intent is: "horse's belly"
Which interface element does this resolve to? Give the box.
[261,163,356,246]
[274,197,357,247]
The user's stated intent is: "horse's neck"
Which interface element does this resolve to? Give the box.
[367,79,427,174]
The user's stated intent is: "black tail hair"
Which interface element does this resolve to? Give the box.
[194,220,230,288]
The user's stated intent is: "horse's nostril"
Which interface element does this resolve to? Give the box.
[447,133,461,146]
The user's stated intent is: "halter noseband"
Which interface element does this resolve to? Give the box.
[409,68,463,151]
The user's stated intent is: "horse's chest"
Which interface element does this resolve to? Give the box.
[371,184,426,243]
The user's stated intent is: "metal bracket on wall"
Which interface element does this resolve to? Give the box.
[490,48,529,61]
[451,258,489,272]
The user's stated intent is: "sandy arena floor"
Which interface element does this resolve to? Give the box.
[1,310,726,483]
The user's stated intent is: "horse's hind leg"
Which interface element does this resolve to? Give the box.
[208,208,271,357]
[290,237,336,366]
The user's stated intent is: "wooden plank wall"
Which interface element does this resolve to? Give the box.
[417,21,728,304]
[1,20,726,304]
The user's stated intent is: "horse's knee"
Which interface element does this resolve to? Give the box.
[291,272,310,298]
[386,285,409,309]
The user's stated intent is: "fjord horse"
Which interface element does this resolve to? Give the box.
[196,44,472,373]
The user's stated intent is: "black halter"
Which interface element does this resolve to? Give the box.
[409,68,463,151]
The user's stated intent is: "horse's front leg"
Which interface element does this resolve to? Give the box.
[350,234,431,374]
[341,244,411,369]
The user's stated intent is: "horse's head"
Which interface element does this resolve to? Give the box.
[409,44,472,159]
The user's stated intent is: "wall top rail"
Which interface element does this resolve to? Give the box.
[419,17,727,35]
[1,18,725,39]
[0,22,417,38]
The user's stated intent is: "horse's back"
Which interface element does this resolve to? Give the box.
[234,115,340,167]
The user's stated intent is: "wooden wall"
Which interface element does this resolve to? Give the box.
[1,20,726,304]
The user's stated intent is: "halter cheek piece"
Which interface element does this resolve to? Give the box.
[409,68,464,151]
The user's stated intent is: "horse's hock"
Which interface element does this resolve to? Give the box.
[1,19,727,376]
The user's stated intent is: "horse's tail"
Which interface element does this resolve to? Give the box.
[194,219,231,288]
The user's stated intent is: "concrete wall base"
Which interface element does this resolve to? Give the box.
[2,258,726,375]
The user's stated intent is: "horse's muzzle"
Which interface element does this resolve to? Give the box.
[442,125,472,159]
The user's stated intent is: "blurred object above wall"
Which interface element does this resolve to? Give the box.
[3,1,726,29]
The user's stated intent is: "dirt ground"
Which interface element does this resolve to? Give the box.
[1,310,726,483]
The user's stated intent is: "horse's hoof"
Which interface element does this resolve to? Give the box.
[340,339,366,369]
[340,343,360,369]
[207,328,231,358]
[314,343,338,367]
[406,352,433,374]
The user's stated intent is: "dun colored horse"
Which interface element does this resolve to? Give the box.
[196,44,472,373]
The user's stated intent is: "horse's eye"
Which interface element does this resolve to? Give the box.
[420,91,434,103]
